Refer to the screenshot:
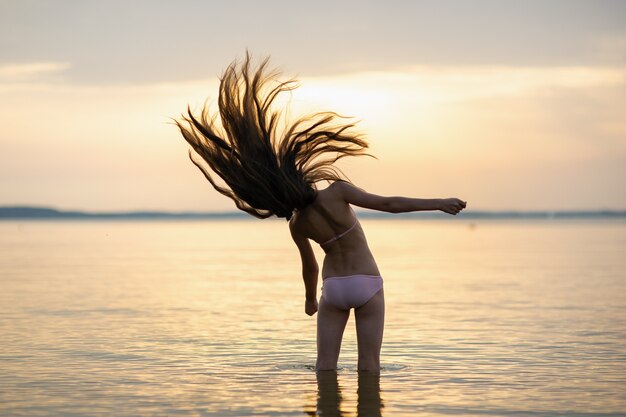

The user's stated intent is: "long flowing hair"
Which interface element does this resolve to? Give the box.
[173,52,375,221]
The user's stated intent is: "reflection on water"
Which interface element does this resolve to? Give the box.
[356,371,383,417]
[314,371,344,417]
[0,219,625,416]
[308,370,383,417]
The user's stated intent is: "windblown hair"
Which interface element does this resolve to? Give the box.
[174,52,375,221]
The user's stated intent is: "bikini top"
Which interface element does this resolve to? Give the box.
[320,216,359,246]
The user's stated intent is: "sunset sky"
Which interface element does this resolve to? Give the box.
[1,0,624,212]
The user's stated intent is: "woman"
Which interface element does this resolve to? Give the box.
[174,53,467,372]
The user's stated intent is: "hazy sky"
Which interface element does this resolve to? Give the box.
[1,0,625,211]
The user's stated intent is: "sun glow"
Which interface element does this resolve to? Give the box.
[0,63,624,211]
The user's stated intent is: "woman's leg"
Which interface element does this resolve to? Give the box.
[354,288,385,371]
[316,295,350,371]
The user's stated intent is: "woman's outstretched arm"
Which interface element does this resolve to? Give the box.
[334,181,467,215]
[289,220,319,316]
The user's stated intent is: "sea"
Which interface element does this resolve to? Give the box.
[1,217,625,416]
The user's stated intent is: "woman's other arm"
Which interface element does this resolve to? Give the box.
[289,220,319,316]
[334,181,467,215]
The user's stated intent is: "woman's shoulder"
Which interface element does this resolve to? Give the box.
[322,180,349,196]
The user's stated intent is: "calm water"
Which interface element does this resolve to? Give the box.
[1,218,625,416]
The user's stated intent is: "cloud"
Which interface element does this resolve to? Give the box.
[0,62,71,83]
[317,65,626,103]
[1,63,623,99]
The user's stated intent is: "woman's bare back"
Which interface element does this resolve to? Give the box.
[291,181,381,279]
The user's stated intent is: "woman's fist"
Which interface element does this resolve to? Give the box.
[439,198,467,215]
[305,298,318,316]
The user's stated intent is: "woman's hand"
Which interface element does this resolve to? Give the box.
[439,198,467,215]
[305,298,318,316]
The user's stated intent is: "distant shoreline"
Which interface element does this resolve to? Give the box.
[1,206,625,220]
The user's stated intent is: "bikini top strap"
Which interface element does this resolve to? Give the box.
[321,217,359,246]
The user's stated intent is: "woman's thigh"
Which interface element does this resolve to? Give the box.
[316,295,350,361]
[354,288,385,358]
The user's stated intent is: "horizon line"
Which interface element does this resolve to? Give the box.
[1,205,625,220]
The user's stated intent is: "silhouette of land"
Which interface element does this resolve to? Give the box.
[1,206,624,220]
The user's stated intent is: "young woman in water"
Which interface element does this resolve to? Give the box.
[174,53,467,372]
